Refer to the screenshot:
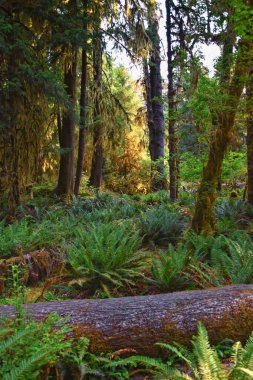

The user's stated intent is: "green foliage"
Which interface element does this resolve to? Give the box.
[67,222,149,293]
[139,206,187,245]
[180,152,206,183]
[222,151,246,182]
[0,220,32,258]
[215,198,246,223]
[62,337,132,379]
[210,233,253,284]
[215,338,234,359]
[185,232,216,261]
[185,232,253,287]
[0,206,87,259]
[0,313,72,380]
[133,190,173,205]
[180,150,246,186]
[127,322,253,379]
[151,244,189,291]
[68,194,143,222]
[179,191,196,209]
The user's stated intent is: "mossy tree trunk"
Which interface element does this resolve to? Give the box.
[74,1,88,197]
[166,0,178,201]
[56,54,77,198]
[191,38,253,234]
[247,70,253,206]
[2,286,253,356]
[5,6,20,212]
[148,4,166,192]
[89,22,103,190]
[143,59,155,162]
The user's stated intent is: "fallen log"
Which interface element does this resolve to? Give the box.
[1,285,253,356]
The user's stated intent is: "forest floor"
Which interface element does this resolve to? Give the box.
[1,187,253,378]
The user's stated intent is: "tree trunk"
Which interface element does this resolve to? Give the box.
[148,5,166,192]
[56,54,77,198]
[191,39,253,234]
[89,25,103,190]
[143,59,155,162]
[1,285,253,356]
[74,48,88,196]
[6,18,20,212]
[166,0,178,201]
[247,70,253,206]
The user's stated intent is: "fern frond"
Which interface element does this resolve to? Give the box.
[3,350,49,380]
[234,367,253,378]
[192,322,227,380]
[0,326,35,354]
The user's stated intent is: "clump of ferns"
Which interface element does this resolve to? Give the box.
[107,322,253,379]
[66,221,150,295]
[215,198,248,222]
[183,231,253,288]
[151,243,190,291]
[0,313,72,380]
[138,206,188,246]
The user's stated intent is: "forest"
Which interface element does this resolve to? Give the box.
[0,0,253,379]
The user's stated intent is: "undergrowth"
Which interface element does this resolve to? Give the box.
[67,222,149,295]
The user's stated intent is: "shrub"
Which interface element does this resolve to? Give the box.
[185,232,253,287]
[215,198,246,223]
[67,222,149,293]
[151,244,189,291]
[135,191,172,205]
[123,322,253,379]
[139,206,187,245]
[68,194,143,223]
[0,312,72,380]
[0,220,32,258]
[210,233,253,284]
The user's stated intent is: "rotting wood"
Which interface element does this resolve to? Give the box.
[0,249,63,294]
[1,285,253,356]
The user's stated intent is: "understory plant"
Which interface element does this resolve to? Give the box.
[67,222,149,293]
[210,233,253,284]
[184,232,253,287]
[151,244,189,291]
[115,322,253,379]
[215,198,253,233]
[139,206,187,245]
[0,313,72,380]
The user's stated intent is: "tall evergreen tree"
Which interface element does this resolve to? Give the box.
[56,53,77,197]
[166,0,178,200]
[247,70,253,206]
[89,5,103,189]
[145,1,166,191]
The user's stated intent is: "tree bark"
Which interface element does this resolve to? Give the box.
[74,0,88,197]
[191,39,253,234]
[56,54,77,198]
[89,24,103,190]
[166,0,178,201]
[74,48,88,196]
[247,70,253,206]
[2,285,253,356]
[6,13,20,212]
[143,59,155,162]
[147,5,166,192]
